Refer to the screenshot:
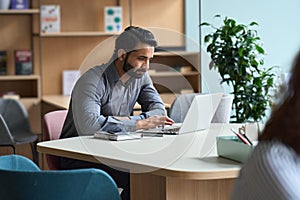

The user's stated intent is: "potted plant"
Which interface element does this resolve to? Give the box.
[201,15,277,123]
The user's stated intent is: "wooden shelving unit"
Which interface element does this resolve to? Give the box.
[38,0,189,97]
[0,75,40,98]
[39,32,119,37]
[0,9,39,14]
[0,2,41,134]
[150,51,200,99]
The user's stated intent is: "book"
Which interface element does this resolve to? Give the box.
[14,50,32,75]
[104,6,122,32]
[94,131,143,141]
[40,5,60,33]
[0,0,11,9]
[0,51,7,75]
[10,0,29,9]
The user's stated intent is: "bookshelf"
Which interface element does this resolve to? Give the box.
[39,32,119,37]
[37,0,198,101]
[0,9,39,14]
[150,51,200,101]
[0,3,41,134]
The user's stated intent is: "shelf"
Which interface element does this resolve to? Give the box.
[149,71,199,77]
[154,51,199,56]
[0,75,40,98]
[39,32,119,37]
[0,75,40,80]
[0,9,39,14]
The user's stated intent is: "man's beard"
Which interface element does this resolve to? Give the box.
[122,56,146,79]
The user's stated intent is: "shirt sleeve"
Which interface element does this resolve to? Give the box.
[135,73,166,119]
[101,116,136,133]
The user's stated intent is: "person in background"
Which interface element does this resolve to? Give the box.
[59,26,174,200]
[231,49,300,200]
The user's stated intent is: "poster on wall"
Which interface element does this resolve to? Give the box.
[40,5,60,33]
[62,70,80,96]
[104,6,122,32]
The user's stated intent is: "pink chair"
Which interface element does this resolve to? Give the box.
[43,110,68,170]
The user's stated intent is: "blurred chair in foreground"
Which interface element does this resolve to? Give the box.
[0,154,121,200]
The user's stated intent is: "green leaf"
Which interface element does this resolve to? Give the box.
[255,45,265,54]
[249,21,258,26]
[200,22,210,26]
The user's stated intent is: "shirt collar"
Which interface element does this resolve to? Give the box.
[106,61,120,84]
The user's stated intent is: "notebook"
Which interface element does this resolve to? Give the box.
[139,93,223,135]
[94,131,143,141]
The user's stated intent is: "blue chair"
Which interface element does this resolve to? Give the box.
[0,155,121,200]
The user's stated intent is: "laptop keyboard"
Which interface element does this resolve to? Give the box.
[138,126,180,135]
[160,127,180,135]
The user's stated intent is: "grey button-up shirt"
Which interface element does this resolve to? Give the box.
[60,61,166,138]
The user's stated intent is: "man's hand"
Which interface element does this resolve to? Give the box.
[136,115,174,130]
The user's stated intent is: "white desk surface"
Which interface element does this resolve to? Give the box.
[38,123,244,180]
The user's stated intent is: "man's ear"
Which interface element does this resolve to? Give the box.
[117,49,127,61]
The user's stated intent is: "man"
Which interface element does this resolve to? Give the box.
[59,26,174,200]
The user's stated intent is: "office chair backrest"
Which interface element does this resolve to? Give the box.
[0,155,121,200]
[0,98,39,164]
[43,110,68,169]
[43,110,68,141]
[0,98,31,133]
[0,154,40,171]
[168,93,198,123]
[0,114,15,144]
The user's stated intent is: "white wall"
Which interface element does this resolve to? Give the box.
[186,0,300,93]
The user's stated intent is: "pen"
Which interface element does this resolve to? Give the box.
[231,128,251,146]
[238,128,253,146]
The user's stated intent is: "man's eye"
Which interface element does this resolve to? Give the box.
[138,57,146,61]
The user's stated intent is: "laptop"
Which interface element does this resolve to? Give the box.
[139,93,223,135]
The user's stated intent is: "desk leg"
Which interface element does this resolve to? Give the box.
[166,177,236,200]
[130,173,236,200]
[130,173,166,200]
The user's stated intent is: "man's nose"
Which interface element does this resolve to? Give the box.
[142,60,150,70]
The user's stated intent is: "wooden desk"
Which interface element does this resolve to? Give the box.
[37,124,243,200]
